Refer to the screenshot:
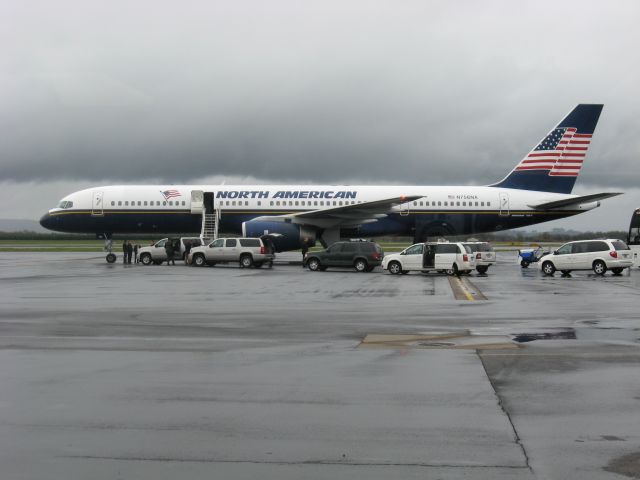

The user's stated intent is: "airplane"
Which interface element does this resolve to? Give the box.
[40,104,621,261]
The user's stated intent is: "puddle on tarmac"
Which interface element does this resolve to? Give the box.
[512,328,576,343]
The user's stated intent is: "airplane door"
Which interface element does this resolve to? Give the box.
[91,191,104,216]
[400,200,410,216]
[499,192,510,217]
[191,190,204,214]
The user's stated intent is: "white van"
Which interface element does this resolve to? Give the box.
[539,239,633,276]
[382,242,475,275]
[139,237,204,265]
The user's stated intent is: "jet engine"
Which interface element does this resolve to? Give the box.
[242,220,318,252]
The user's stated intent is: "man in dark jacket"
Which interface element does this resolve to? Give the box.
[165,241,175,265]
[126,241,133,264]
[122,240,127,263]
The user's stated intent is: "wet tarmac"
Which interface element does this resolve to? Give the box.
[1,252,639,479]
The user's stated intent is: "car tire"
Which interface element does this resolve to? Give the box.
[446,264,460,276]
[193,253,206,267]
[593,260,607,276]
[541,261,555,276]
[307,258,321,271]
[611,267,624,275]
[106,253,117,264]
[354,259,367,272]
[476,265,488,274]
[520,260,529,268]
[388,261,402,275]
[240,254,253,269]
[140,253,152,266]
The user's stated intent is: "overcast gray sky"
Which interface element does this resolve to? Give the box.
[2,0,639,230]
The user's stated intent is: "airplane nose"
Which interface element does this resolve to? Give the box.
[39,213,57,230]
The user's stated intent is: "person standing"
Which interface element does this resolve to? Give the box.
[122,240,127,263]
[134,243,139,264]
[301,238,309,267]
[165,240,175,265]
[126,241,133,264]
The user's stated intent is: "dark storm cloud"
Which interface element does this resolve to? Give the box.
[2,0,640,188]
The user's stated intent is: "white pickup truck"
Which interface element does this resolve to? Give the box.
[138,237,204,265]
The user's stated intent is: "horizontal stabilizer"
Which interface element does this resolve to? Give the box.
[528,192,622,210]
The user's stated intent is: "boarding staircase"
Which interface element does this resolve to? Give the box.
[201,209,220,241]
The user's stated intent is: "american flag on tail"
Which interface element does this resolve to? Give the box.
[160,189,181,200]
[515,127,592,177]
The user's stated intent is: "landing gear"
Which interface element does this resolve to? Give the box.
[99,233,117,263]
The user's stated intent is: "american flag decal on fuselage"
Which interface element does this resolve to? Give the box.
[160,189,181,200]
[514,127,591,177]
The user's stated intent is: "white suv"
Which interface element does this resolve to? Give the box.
[539,239,633,276]
[189,237,274,268]
[463,242,496,274]
[139,237,203,265]
[382,242,475,275]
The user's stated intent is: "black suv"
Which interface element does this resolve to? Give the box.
[305,241,384,272]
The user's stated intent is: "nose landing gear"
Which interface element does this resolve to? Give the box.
[98,233,117,263]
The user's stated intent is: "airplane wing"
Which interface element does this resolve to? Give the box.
[250,195,423,228]
[528,192,622,210]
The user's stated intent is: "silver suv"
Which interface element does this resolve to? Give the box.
[189,237,274,268]
[463,242,496,274]
[139,237,203,265]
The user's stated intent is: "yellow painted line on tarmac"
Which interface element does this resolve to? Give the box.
[448,276,487,301]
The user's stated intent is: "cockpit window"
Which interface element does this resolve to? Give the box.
[57,201,73,209]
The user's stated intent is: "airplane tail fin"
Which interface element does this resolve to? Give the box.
[491,104,603,194]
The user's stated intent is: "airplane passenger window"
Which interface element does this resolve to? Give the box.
[438,201,442,206]
[156,201,160,206]
[138,201,141,206]
[125,201,129,206]
[182,201,185,206]
[111,201,115,206]
[257,201,261,206]
[413,202,417,206]
[232,201,236,206]
[169,201,173,206]
[487,202,491,207]
[295,201,299,206]
[320,201,324,206]
[463,202,466,206]
[314,201,318,206]
[333,201,337,206]
[245,201,248,206]
[339,201,343,206]
[163,201,166,206]
[276,201,280,206]
[481,202,485,206]
[144,201,147,206]
[270,201,274,206]
[289,201,293,206]
[456,201,460,206]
